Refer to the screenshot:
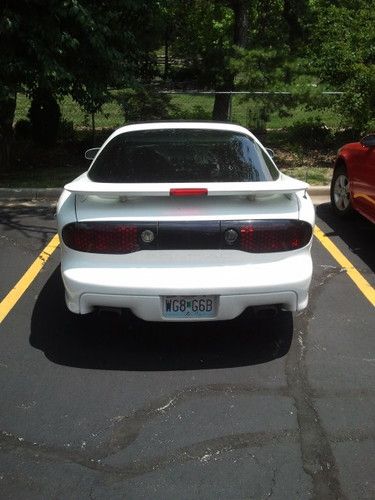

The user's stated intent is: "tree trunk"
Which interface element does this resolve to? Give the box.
[0,92,16,170]
[212,0,249,121]
[91,112,96,145]
[29,88,61,146]
[164,32,170,80]
[283,0,302,47]
[232,0,249,47]
[212,93,232,121]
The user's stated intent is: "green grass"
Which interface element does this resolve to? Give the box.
[2,164,85,188]
[169,94,341,129]
[15,93,125,129]
[267,106,339,129]
[169,94,213,120]
[281,166,332,185]
[14,92,341,130]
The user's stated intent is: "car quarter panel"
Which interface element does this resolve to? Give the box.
[339,143,375,223]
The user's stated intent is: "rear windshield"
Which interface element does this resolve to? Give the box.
[88,129,279,183]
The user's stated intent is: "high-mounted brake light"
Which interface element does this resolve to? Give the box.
[170,188,208,197]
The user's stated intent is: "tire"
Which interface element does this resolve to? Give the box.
[330,164,352,216]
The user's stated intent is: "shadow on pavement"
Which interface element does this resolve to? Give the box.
[0,205,56,244]
[316,203,375,273]
[30,266,293,371]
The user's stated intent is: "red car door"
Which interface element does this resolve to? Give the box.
[351,135,375,223]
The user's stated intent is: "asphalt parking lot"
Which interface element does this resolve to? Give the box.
[0,199,374,500]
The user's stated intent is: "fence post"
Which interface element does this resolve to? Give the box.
[228,92,233,121]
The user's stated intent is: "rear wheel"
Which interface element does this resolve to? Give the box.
[330,164,352,216]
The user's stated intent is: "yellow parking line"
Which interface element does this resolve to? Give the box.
[0,234,60,324]
[314,225,375,307]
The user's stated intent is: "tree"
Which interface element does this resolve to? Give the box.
[210,0,250,120]
[160,0,247,119]
[161,0,312,120]
[310,0,375,132]
[0,1,161,163]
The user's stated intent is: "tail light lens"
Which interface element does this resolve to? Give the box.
[62,219,312,254]
[62,222,140,253]
[238,220,312,253]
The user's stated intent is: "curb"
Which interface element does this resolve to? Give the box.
[0,188,63,200]
[307,186,330,196]
[0,185,330,201]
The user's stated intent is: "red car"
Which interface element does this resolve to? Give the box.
[331,134,375,224]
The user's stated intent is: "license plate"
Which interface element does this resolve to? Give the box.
[163,295,217,318]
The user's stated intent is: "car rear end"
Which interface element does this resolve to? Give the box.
[57,123,315,321]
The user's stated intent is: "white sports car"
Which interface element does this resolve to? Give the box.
[57,122,315,321]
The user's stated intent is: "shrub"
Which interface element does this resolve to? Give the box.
[116,86,176,123]
[28,89,61,146]
[246,103,269,134]
[171,104,212,121]
[58,119,75,142]
[333,128,359,146]
[14,119,32,140]
[287,117,333,148]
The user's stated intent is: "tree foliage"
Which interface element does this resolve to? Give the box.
[0,1,162,139]
[162,1,234,90]
[310,0,375,131]
[160,0,313,120]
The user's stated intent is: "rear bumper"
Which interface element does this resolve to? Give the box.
[75,291,301,321]
[61,248,312,319]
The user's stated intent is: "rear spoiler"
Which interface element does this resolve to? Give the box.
[64,173,309,197]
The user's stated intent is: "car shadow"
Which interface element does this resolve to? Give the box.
[316,203,375,273]
[30,266,293,371]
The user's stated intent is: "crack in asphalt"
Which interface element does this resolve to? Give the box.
[285,267,348,500]
[3,383,290,460]
[0,381,299,489]
[1,371,372,488]
[0,427,298,481]
[329,429,375,444]
[103,383,289,457]
[262,467,278,499]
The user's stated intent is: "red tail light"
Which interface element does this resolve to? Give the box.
[170,188,208,197]
[62,222,139,253]
[62,219,312,254]
[239,220,312,253]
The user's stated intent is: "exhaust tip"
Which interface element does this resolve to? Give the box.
[96,307,123,318]
[252,305,280,318]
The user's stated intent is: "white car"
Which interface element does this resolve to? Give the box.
[57,122,315,321]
